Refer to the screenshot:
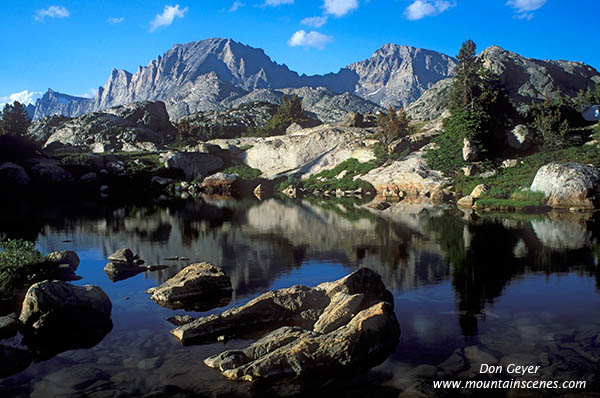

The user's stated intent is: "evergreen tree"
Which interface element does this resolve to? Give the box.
[1,101,31,136]
[450,39,483,115]
[426,39,512,175]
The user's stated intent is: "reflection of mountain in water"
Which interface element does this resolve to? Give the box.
[12,197,600,339]
[34,199,449,298]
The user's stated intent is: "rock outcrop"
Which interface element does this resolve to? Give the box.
[481,45,600,115]
[211,124,375,179]
[31,101,175,153]
[146,263,232,310]
[173,268,399,382]
[360,148,448,202]
[530,162,600,209]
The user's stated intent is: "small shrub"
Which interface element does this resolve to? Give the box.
[376,106,414,153]
[0,237,50,299]
[247,95,312,137]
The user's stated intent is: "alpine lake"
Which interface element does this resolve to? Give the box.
[1,194,599,398]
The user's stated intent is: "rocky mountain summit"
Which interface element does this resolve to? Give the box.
[32,89,90,121]
[31,38,453,120]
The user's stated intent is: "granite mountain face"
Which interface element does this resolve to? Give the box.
[30,38,599,123]
[31,38,457,121]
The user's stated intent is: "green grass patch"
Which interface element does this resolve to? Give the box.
[474,198,546,211]
[0,237,51,299]
[453,146,600,199]
[277,158,379,194]
[222,164,262,179]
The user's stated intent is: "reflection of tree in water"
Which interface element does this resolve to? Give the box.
[168,199,234,246]
[372,220,411,270]
[426,212,600,337]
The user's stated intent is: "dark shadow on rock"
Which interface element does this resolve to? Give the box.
[21,308,113,360]
[0,344,33,379]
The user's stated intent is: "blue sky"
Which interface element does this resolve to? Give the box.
[1,0,599,106]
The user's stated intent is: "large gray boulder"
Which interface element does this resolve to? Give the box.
[19,281,113,357]
[19,281,112,329]
[0,162,30,185]
[161,151,224,180]
[530,162,600,209]
[146,263,232,310]
[188,268,399,382]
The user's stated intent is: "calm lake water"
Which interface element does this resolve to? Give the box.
[1,196,599,397]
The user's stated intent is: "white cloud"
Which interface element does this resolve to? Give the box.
[288,30,333,49]
[76,88,98,99]
[404,1,454,20]
[301,16,328,28]
[149,5,188,32]
[0,90,43,109]
[506,0,547,19]
[34,5,70,22]
[229,1,245,12]
[264,0,294,6]
[107,17,125,24]
[323,0,358,17]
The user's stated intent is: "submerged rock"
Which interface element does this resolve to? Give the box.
[530,162,600,209]
[173,268,400,382]
[146,262,232,311]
